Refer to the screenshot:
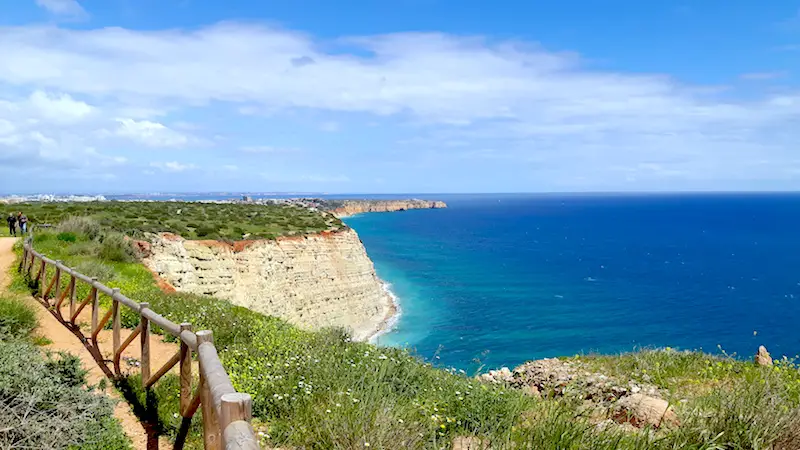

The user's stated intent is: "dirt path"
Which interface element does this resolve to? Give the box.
[0,238,176,450]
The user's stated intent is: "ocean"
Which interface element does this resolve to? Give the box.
[345,193,800,373]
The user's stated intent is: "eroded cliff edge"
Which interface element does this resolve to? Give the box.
[142,228,393,341]
[330,199,447,217]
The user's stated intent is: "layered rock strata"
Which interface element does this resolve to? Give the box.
[143,228,392,341]
[331,200,447,217]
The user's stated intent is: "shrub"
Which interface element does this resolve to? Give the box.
[97,233,137,263]
[75,260,116,282]
[0,341,131,449]
[0,296,37,338]
[56,216,102,240]
[195,225,217,237]
[44,351,88,388]
[67,241,101,257]
[57,231,77,242]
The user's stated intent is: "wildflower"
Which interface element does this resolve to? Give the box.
[173,413,179,419]
[364,443,370,447]
[326,409,332,413]
[398,419,404,424]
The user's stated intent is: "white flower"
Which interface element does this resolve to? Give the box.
[326,409,332,413]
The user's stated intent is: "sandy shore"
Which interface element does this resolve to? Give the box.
[353,279,400,342]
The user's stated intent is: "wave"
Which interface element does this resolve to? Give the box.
[369,280,402,344]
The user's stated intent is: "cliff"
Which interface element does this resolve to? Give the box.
[331,199,447,218]
[142,228,393,341]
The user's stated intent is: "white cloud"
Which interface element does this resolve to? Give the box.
[740,71,787,81]
[35,0,87,18]
[0,21,798,190]
[111,118,189,148]
[222,164,238,171]
[28,90,94,123]
[150,161,196,172]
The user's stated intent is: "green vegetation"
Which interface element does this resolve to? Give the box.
[0,296,37,338]
[12,200,343,241]
[0,295,131,449]
[11,219,800,449]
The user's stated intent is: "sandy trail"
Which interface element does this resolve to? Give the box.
[0,237,178,450]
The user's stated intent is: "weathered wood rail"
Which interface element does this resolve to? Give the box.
[19,236,260,450]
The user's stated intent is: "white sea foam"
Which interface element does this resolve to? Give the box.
[369,279,402,344]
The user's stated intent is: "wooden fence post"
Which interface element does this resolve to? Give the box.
[220,392,253,427]
[27,251,34,277]
[139,302,151,386]
[20,246,27,272]
[180,323,192,416]
[197,330,222,450]
[52,261,62,304]
[90,279,99,333]
[36,258,45,285]
[111,288,121,368]
[67,275,77,320]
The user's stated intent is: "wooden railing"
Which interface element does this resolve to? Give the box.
[19,236,260,450]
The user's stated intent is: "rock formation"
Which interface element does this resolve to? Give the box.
[755,345,773,366]
[330,200,447,217]
[612,394,679,429]
[479,358,679,429]
[143,228,393,341]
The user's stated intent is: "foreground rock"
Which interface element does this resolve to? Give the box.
[755,345,773,366]
[612,394,679,428]
[480,358,676,429]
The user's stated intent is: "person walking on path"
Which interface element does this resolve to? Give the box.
[6,214,17,237]
[16,212,27,234]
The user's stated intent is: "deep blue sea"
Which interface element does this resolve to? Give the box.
[345,194,800,372]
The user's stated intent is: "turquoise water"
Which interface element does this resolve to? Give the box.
[346,194,800,372]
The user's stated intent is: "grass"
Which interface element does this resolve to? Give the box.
[0,294,131,449]
[10,221,800,449]
[11,200,344,241]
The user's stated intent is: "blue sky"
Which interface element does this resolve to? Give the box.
[0,0,798,194]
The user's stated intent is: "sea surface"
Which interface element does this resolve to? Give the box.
[345,193,800,372]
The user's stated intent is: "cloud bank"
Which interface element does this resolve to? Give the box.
[0,21,797,192]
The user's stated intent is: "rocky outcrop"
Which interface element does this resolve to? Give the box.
[142,228,393,341]
[331,200,447,218]
[479,358,678,429]
[613,394,679,429]
[755,345,773,366]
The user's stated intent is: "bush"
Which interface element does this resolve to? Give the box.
[195,225,217,237]
[75,260,116,282]
[0,296,37,338]
[97,233,137,263]
[67,241,101,257]
[0,341,131,449]
[57,231,77,242]
[56,216,102,240]
[44,351,88,388]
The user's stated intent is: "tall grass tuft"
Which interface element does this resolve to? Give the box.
[97,232,137,263]
[0,296,37,338]
[56,216,102,240]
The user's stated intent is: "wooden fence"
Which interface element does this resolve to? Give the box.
[19,236,261,450]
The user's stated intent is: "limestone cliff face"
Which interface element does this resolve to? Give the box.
[332,199,447,217]
[142,228,392,341]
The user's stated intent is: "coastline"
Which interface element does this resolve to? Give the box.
[365,280,401,343]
